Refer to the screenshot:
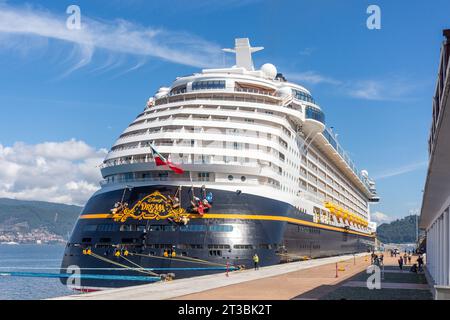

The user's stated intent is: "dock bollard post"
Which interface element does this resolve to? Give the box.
[335,262,338,278]
[226,262,229,277]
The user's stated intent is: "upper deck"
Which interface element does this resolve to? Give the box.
[99,38,378,229]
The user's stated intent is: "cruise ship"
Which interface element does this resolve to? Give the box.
[60,38,379,291]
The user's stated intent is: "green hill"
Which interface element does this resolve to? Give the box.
[0,198,82,237]
[376,215,418,244]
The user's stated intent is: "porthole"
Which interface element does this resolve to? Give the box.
[241,176,246,182]
[228,175,234,181]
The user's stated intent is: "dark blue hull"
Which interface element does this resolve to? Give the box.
[60,185,375,289]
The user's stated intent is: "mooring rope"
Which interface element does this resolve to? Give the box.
[128,252,230,268]
[118,254,159,276]
[0,271,161,282]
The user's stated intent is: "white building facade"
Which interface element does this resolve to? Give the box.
[420,29,450,299]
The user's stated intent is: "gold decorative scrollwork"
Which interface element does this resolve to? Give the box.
[110,191,189,223]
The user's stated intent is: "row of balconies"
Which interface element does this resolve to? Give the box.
[146,86,371,194]
[299,178,366,218]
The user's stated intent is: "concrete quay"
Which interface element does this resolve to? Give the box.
[53,252,370,300]
[53,251,432,300]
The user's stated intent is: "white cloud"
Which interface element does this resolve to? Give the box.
[371,211,393,224]
[345,78,419,101]
[0,3,223,75]
[286,71,342,85]
[285,70,420,102]
[373,161,428,180]
[0,139,106,206]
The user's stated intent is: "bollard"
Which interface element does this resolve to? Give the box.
[226,262,229,277]
[335,262,338,278]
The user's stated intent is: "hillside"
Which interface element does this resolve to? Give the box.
[0,198,82,237]
[376,215,418,244]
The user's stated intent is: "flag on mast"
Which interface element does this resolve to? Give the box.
[150,145,184,174]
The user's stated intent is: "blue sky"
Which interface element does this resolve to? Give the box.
[0,0,447,221]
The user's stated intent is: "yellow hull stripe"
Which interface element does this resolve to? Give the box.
[79,213,375,238]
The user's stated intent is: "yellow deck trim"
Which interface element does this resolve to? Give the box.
[79,213,375,238]
[79,213,112,219]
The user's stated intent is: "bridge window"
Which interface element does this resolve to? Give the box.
[293,89,315,104]
[192,80,225,90]
[305,106,325,124]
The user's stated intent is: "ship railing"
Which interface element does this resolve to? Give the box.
[105,144,287,166]
[166,87,277,98]
[113,123,290,148]
[322,128,373,192]
[114,118,293,149]
[100,157,280,175]
[234,87,276,96]
[155,90,282,107]
[124,116,284,134]
[99,176,281,189]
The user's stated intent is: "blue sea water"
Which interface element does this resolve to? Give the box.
[0,244,73,300]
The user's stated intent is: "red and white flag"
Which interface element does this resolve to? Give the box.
[150,145,184,174]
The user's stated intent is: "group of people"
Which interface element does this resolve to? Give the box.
[371,252,384,266]
[394,250,424,273]
[372,249,425,274]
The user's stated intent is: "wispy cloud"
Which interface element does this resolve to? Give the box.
[373,161,428,180]
[0,3,223,76]
[285,70,421,101]
[286,71,342,85]
[345,78,420,101]
[298,47,315,56]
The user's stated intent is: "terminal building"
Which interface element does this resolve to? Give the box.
[420,29,450,299]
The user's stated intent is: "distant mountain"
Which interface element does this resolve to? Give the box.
[376,215,418,244]
[0,198,82,237]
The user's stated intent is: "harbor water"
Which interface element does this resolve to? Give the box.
[0,244,73,300]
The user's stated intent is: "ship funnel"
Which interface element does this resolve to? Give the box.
[222,38,263,71]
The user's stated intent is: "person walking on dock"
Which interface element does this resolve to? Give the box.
[253,253,260,270]
[417,255,424,272]
[371,252,377,264]
[403,253,408,265]
[398,257,404,270]
[408,254,412,264]
[379,253,384,266]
